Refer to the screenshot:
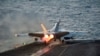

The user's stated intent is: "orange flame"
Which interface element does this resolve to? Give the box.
[42,34,54,43]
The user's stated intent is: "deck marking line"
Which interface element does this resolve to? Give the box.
[31,41,60,56]
[58,47,67,56]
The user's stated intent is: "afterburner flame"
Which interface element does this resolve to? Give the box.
[42,34,54,43]
[44,35,49,38]
[50,34,54,38]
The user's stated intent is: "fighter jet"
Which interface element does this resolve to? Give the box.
[15,19,87,44]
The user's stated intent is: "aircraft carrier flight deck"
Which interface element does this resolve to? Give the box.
[0,40,100,56]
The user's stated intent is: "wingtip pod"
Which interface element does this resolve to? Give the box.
[15,34,21,37]
[15,34,18,37]
[14,33,28,37]
[15,34,24,37]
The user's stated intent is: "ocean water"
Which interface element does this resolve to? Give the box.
[0,0,100,52]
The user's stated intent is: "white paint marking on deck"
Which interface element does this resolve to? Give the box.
[58,47,67,56]
[31,41,60,56]
[31,46,50,56]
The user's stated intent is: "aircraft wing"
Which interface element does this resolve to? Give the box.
[15,32,44,38]
[59,29,88,37]
[71,31,88,37]
[28,32,44,37]
[15,23,49,38]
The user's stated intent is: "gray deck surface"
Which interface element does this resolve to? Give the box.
[0,40,100,56]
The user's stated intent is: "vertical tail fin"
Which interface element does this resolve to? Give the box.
[50,19,61,32]
[41,24,48,34]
